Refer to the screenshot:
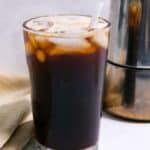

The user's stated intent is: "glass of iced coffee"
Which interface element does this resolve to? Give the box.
[23,15,110,150]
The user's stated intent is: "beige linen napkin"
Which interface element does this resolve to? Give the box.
[0,74,33,149]
[0,74,30,105]
[2,121,33,150]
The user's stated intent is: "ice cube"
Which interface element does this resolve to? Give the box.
[48,38,96,56]
[92,29,109,49]
[28,33,38,48]
[36,50,46,63]
[35,36,51,49]
[25,42,34,55]
[32,20,54,31]
[50,38,92,49]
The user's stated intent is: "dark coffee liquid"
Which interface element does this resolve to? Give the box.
[27,48,107,149]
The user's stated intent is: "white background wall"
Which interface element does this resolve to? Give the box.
[0,0,110,75]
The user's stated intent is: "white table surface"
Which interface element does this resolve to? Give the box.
[100,113,150,150]
[1,0,150,149]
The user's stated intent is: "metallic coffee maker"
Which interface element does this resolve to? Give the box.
[104,0,150,121]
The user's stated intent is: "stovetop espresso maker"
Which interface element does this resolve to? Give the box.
[104,0,150,121]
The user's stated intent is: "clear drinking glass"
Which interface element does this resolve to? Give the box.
[23,14,110,149]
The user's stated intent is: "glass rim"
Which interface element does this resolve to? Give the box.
[22,14,111,38]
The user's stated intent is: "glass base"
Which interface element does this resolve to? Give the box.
[36,141,98,150]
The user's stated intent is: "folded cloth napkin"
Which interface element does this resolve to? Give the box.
[0,74,33,149]
[2,121,33,150]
